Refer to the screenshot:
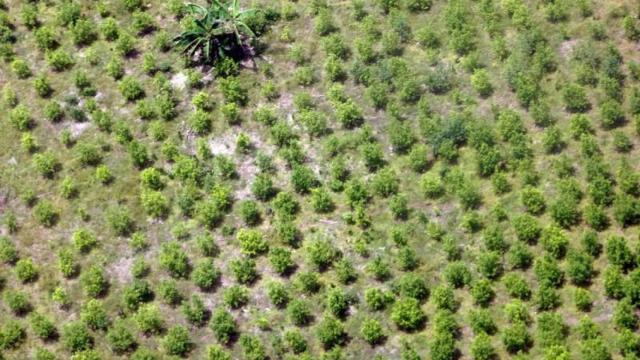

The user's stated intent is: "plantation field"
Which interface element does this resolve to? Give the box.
[2,0,640,359]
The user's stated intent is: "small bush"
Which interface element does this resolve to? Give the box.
[391,297,426,331]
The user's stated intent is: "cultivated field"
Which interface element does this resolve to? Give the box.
[1,0,640,359]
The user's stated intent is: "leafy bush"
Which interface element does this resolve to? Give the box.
[4,290,32,315]
[471,69,493,97]
[230,257,258,284]
[336,100,364,128]
[210,308,237,344]
[599,99,624,129]
[29,313,56,340]
[287,299,313,326]
[15,258,38,283]
[360,318,385,345]
[33,201,59,227]
[119,76,145,101]
[237,229,268,257]
[191,259,220,290]
[159,241,190,278]
[562,84,590,112]
[62,322,94,353]
[391,297,426,331]
[106,320,136,354]
[162,325,192,356]
[501,323,532,353]
[315,316,346,349]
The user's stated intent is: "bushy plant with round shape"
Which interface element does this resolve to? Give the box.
[33,201,59,227]
[361,318,385,345]
[315,316,346,349]
[268,247,295,275]
[162,325,192,356]
[237,229,268,257]
[29,313,56,340]
[230,257,258,284]
[62,321,93,353]
[159,241,190,278]
[210,308,236,344]
[266,281,289,308]
[287,298,313,326]
[81,299,110,330]
[191,259,220,291]
[391,297,426,331]
[364,288,394,311]
[562,83,590,113]
[119,76,145,101]
[106,320,136,354]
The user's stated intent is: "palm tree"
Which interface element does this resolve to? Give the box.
[174,0,256,64]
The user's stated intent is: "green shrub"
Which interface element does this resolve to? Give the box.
[80,299,110,330]
[210,308,237,344]
[534,255,564,287]
[115,32,136,56]
[315,316,346,349]
[131,11,155,34]
[599,99,624,129]
[159,241,190,278]
[580,338,611,360]
[14,257,38,282]
[134,304,164,334]
[469,309,497,335]
[361,318,385,345]
[501,323,532,353]
[33,201,59,227]
[35,26,57,50]
[420,172,444,199]
[237,228,268,257]
[46,49,74,72]
[266,281,289,308]
[4,290,32,315]
[191,259,220,290]
[360,142,385,172]
[562,84,590,113]
[305,237,340,270]
[29,313,56,340]
[540,225,569,259]
[471,69,493,97]
[336,100,364,128]
[606,235,635,270]
[189,110,211,135]
[162,325,191,356]
[10,104,32,130]
[230,257,258,284]
[314,9,336,35]
[392,297,427,333]
[71,19,97,46]
[535,283,561,311]
[106,320,136,354]
[471,333,495,360]
[107,206,135,236]
[206,345,232,360]
[33,151,60,178]
[0,320,26,350]
[119,76,145,101]
[0,237,17,264]
[444,261,472,288]
[62,322,93,353]
[11,59,31,78]
[521,186,546,215]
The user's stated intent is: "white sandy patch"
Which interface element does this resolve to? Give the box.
[170,72,188,90]
[68,122,92,137]
[107,256,134,284]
